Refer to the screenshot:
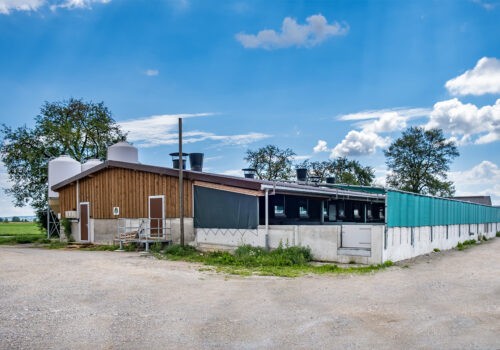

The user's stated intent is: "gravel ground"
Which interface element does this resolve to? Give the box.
[1,240,500,350]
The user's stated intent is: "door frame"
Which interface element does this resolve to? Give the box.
[148,195,165,236]
[79,202,90,242]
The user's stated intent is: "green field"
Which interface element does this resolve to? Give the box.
[0,222,46,244]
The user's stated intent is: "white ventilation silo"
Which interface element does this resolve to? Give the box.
[107,141,139,163]
[81,159,103,172]
[48,155,81,198]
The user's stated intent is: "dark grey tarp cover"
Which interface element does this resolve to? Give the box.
[194,186,258,229]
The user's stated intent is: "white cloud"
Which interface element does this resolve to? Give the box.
[291,155,310,161]
[221,169,243,177]
[329,130,390,158]
[338,107,430,121]
[235,14,348,50]
[145,69,159,77]
[0,0,44,14]
[120,113,270,148]
[0,0,110,13]
[445,57,500,96]
[425,98,500,144]
[313,140,329,153]
[449,160,500,186]
[328,107,428,157]
[449,160,500,205]
[50,0,110,10]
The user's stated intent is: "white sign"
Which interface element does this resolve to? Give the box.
[113,207,120,216]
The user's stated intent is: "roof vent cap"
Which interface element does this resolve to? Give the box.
[296,168,308,183]
[242,168,257,179]
[170,152,188,169]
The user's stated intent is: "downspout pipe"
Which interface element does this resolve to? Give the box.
[265,188,269,250]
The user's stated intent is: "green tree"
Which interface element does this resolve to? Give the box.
[0,98,127,215]
[245,145,296,180]
[384,127,459,196]
[11,216,20,222]
[3,218,8,223]
[298,158,375,185]
[0,217,3,223]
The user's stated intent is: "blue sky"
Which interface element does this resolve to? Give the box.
[1,0,500,215]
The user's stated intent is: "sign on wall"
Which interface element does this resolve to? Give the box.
[113,207,120,216]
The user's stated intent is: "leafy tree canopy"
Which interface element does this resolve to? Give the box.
[297,158,375,186]
[245,145,296,181]
[0,98,127,213]
[384,127,459,196]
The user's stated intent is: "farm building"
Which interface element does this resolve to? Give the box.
[50,142,500,264]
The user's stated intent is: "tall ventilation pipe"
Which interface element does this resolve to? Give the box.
[296,168,308,183]
[189,153,204,172]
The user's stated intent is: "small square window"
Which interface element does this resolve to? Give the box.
[274,205,285,216]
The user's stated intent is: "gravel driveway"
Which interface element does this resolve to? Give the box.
[1,240,500,349]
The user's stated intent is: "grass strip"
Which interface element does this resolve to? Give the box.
[152,243,394,277]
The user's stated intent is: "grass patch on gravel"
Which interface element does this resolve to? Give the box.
[456,239,477,251]
[0,234,49,245]
[152,243,394,277]
[47,241,68,249]
[79,244,120,251]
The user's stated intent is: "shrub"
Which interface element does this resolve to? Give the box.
[496,231,500,238]
[433,248,440,252]
[149,242,163,253]
[60,218,72,240]
[163,244,198,257]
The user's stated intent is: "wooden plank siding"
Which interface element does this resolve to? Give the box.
[58,167,193,219]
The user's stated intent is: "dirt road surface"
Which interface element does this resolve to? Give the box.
[1,240,500,349]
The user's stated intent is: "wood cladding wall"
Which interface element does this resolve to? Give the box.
[58,167,193,219]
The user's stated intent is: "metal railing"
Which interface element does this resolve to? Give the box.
[117,218,172,251]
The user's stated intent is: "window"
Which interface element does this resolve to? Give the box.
[299,199,309,218]
[274,205,285,216]
[274,195,286,217]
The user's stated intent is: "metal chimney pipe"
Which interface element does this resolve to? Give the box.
[189,153,204,172]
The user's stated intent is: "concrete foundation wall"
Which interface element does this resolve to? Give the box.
[383,222,500,262]
[195,224,385,265]
[68,218,195,245]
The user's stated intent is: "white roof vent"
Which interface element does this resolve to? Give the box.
[81,159,103,172]
[48,155,81,198]
[107,141,138,163]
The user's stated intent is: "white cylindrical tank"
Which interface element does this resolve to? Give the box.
[48,155,81,198]
[107,141,138,163]
[81,159,103,172]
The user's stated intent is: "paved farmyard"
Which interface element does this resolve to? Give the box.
[1,241,500,349]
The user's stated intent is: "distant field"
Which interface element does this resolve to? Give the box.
[0,222,42,236]
[0,223,46,244]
